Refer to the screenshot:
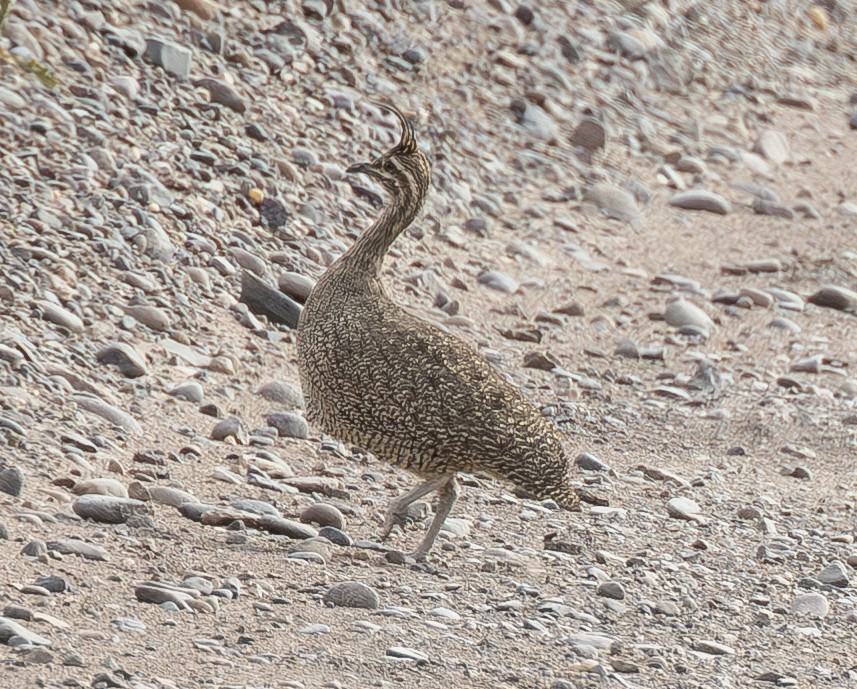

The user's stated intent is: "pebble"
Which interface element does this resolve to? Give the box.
[318,526,352,546]
[144,38,192,78]
[0,617,51,646]
[576,453,611,472]
[96,343,148,378]
[692,640,735,656]
[46,539,109,561]
[791,592,829,618]
[35,300,84,333]
[257,381,304,408]
[477,270,519,294]
[816,561,849,588]
[266,411,309,439]
[583,183,643,228]
[597,582,625,600]
[210,417,247,443]
[386,646,429,664]
[72,478,128,498]
[232,498,280,517]
[668,190,731,214]
[300,503,345,530]
[125,305,171,331]
[807,285,857,312]
[755,130,790,164]
[298,624,329,635]
[0,466,25,497]
[74,395,142,435]
[72,495,148,524]
[323,581,380,609]
[195,78,246,114]
[169,381,204,403]
[278,272,315,303]
[666,497,702,521]
[664,298,714,333]
[257,516,317,539]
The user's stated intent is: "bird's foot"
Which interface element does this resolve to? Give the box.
[380,506,409,540]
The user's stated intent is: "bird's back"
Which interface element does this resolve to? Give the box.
[298,268,569,491]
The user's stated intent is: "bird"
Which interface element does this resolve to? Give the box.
[296,103,581,561]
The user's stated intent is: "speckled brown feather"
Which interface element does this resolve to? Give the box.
[297,105,580,523]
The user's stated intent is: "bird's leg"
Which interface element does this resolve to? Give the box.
[413,475,461,562]
[382,475,450,539]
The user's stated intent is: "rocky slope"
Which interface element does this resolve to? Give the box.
[1,0,856,687]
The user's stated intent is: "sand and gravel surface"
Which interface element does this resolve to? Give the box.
[1,0,856,687]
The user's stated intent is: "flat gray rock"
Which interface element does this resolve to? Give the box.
[323,581,380,609]
[0,617,51,646]
[96,342,148,378]
[0,466,24,497]
[669,190,731,215]
[791,592,829,618]
[73,495,148,524]
[144,38,192,78]
[583,183,643,228]
[74,395,143,435]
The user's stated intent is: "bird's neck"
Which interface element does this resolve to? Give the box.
[338,189,423,276]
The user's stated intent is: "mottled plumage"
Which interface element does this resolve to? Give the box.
[297,104,579,559]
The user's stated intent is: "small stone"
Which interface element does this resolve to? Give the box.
[668,190,731,215]
[257,381,304,408]
[753,198,794,218]
[195,78,246,114]
[692,640,735,656]
[72,478,128,498]
[654,600,680,616]
[74,395,142,435]
[300,503,345,530]
[298,624,329,635]
[808,285,857,312]
[257,516,317,539]
[33,575,69,594]
[0,466,24,497]
[571,116,606,158]
[477,270,519,294]
[583,183,642,228]
[664,298,714,333]
[755,130,790,164]
[173,0,218,20]
[169,382,204,403]
[36,300,84,333]
[323,581,380,609]
[144,38,192,78]
[232,499,279,517]
[21,541,47,557]
[45,539,109,561]
[72,495,148,524]
[576,453,610,472]
[318,526,352,546]
[386,646,428,664]
[125,305,171,331]
[816,561,849,588]
[277,272,315,303]
[597,582,625,600]
[266,412,308,439]
[666,497,701,520]
[0,617,51,646]
[791,592,829,618]
[96,342,148,378]
[210,417,247,443]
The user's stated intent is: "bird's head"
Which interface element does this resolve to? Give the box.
[346,103,431,204]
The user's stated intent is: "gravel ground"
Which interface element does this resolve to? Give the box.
[1,1,856,688]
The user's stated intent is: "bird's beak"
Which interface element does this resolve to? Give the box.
[346,162,380,179]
